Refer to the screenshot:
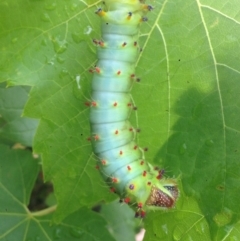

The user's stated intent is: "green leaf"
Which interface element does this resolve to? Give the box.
[145,196,211,240]
[1,0,116,222]
[1,0,240,240]
[0,144,115,241]
[101,200,141,241]
[0,83,38,146]
[0,145,39,209]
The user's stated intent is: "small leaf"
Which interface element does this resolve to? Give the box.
[0,83,38,146]
[101,200,141,241]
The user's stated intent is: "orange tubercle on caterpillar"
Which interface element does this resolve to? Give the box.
[95,8,106,17]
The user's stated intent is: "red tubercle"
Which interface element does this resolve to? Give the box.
[124,197,131,204]
[93,39,105,47]
[89,66,101,74]
[110,187,116,193]
[117,70,121,75]
[119,150,123,155]
[156,169,165,180]
[135,210,146,218]
[101,159,107,165]
[98,40,105,47]
[87,137,91,141]
[129,74,141,83]
[111,177,118,183]
[137,202,143,209]
[94,135,99,141]
[140,160,144,165]
[143,171,147,177]
[156,170,165,180]
[127,102,132,107]
[127,165,131,171]
[113,102,118,107]
[134,41,137,47]
[133,145,138,150]
[140,210,146,218]
[85,102,91,107]
[159,169,165,175]
[122,42,127,47]
[95,66,101,73]
[95,165,100,170]
[91,101,97,107]
[147,181,152,186]
[115,130,119,135]
[129,127,133,132]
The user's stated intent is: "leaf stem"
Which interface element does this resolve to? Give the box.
[31,205,57,217]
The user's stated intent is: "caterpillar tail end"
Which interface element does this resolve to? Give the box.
[146,180,179,209]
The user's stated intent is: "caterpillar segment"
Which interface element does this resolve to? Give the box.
[89,0,179,217]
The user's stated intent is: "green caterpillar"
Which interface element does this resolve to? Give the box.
[88,0,178,218]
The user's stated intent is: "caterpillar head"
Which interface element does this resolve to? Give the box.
[146,180,179,209]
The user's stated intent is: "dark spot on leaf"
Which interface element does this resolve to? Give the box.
[216,185,225,191]
[92,204,101,213]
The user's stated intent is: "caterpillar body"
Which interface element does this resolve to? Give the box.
[89,0,178,217]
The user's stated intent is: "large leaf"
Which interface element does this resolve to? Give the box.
[2,0,116,222]
[145,193,211,241]
[1,0,240,240]
[0,144,115,241]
